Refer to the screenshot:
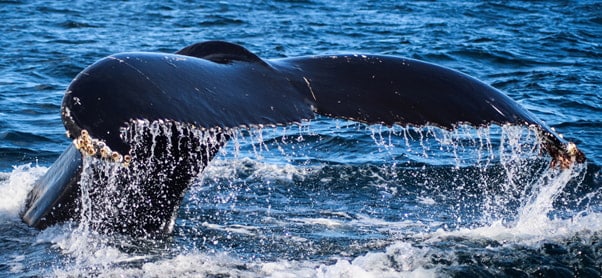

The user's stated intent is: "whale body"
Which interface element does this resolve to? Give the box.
[21,41,585,237]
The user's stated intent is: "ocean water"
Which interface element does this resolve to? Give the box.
[0,0,601,277]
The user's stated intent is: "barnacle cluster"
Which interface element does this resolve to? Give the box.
[73,129,132,166]
[550,142,584,169]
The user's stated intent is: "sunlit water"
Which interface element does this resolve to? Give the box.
[1,0,600,277]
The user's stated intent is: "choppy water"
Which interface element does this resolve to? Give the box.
[1,1,601,277]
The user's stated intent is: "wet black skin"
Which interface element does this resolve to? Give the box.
[21,41,585,237]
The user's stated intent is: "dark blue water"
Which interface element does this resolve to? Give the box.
[1,1,601,277]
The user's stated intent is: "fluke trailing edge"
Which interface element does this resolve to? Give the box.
[21,41,586,236]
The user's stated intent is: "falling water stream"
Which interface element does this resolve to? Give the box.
[13,118,593,276]
[1,1,600,276]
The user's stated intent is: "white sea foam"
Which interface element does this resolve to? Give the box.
[4,122,596,277]
[0,164,47,220]
[318,242,437,278]
[202,157,313,183]
[27,156,597,278]
[49,247,440,278]
[202,222,260,236]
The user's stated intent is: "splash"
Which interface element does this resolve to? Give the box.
[435,164,593,240]
[23,119,598,277]
[0,164,47,220]
[35,120,229,275]
[193,120,590,232]
[72,119,229,236]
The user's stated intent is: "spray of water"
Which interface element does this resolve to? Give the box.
[0,164,47,220]
[22,118,596,276]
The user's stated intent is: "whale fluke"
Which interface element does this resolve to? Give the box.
[21,41,585,236]
[176,40,268,65]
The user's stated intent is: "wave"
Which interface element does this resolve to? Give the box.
[1,118,600,276]
[0,164,47,221]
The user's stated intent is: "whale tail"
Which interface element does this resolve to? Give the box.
[268,50,585,167]
[21,41,585,236]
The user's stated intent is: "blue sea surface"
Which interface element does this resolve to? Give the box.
[0,1,601,277]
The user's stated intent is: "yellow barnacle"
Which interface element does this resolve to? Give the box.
[82,130,91,139]
[122,155,132,167]
[86,147,96,156]
[100,146,111,158]
[111,151,122,162]
[73,138,83,149]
